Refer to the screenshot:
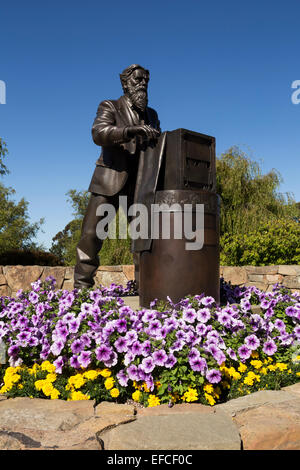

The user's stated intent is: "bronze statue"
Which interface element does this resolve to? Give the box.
[74,64,161,289]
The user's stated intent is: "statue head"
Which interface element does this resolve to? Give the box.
[120,64,150,112]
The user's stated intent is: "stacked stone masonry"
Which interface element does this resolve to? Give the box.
[0,265,299,297]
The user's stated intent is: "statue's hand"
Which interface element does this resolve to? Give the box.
[126,125,160,141]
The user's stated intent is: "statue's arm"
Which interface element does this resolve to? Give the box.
[91,100,129,147]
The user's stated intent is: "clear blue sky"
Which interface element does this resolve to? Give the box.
[1,0,299,249]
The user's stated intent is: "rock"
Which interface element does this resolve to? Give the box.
[122,296,140,311]
[245,266,278,274]
[266,274,283,283]
[97,265,123,272]
[244,281,268,291]
[222,267,247,285]
[0,430,24,450]
[122,265,135,281]
[233,399,300,450]
[98,410,241,450]
[97,271,128,288]
[4,265,43,293]
[40,266,66,289]
[278,265,300,276]
[0,397,95,431]
[216,389,299,416]
[64,267,74,280]
[283,276,300,289]
[0,274,7,285]
[282,382,300,396]
[61,279,74,291]
[0,285,10,297]
[248,274,264,282]
[250,304,262,314]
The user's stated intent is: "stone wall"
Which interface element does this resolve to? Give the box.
[0,265,134,297]
[0,264,299,297]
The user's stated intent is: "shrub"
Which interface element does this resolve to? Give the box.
[220,219,300,266]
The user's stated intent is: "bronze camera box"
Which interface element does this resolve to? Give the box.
[157,128,216,192]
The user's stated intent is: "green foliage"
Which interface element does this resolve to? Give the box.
[50,190,133,266]
[0,140,44,255]
[216,146,297,237]
[0,182,44,255]
[0,249,62,266]
[220,219,300,266]
[0,138,9,176]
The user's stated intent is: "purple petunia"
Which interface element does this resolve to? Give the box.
[95,344,112,362]
[152,349,168,367]
[116,369,129,387]
[206,368,222,384]
[244,334,260,350]
[182,307,197,323]
[78,350,92,368]
[263,338,277,356]
[190,356,207,372]
[114,336,129,353]
[141,356,155,374]
[197,308,211,323]
[238,344,252,361]
[164,353,177,369]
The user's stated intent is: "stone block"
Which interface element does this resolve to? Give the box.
[122,265,135,281]
[98,411,241,450]
[40,266,66,289]
[216,389,299,416]
[0,285,10,297]
[245,266,278,274]
[222,267,247,285]
[248,274,264,282]
[64,267,74,280]
[266,274,283,283]
[97,271,128,288]
[0,274,6,286]
[244,281,268,291]
[3,266,43,292]
[97,265,123,272]
[283,276,300,289]
[61,279,74,291]
[0,397,95,432]
[233,399,300,450]
[278,265,300,276]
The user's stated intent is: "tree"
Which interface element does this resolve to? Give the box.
[216,146,297,237]
[0,138,9,176]
[50,189,133,266]
[0,140,44,256]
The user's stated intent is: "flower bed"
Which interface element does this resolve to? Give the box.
[0,277,299,407]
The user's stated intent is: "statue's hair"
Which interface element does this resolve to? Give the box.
[119,64,149,91]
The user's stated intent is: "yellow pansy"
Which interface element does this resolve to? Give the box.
[68,390,90,401]
[204,393,216,406]
[183,388,198,403]
[104,377,115,390]
[99,368,111,378]
[110,388,120,398]
[238,363,247,373]
[41,361,56,373]
[250,360,263,370]
[50,388,60,400]
[147,394,160,407]
[82,370,100,381]
[132,390,141,402]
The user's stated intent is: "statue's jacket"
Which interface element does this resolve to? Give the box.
[88,95,166,252]
[88,95,161,196]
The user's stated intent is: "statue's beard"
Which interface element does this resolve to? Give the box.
[126,86,148,112]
